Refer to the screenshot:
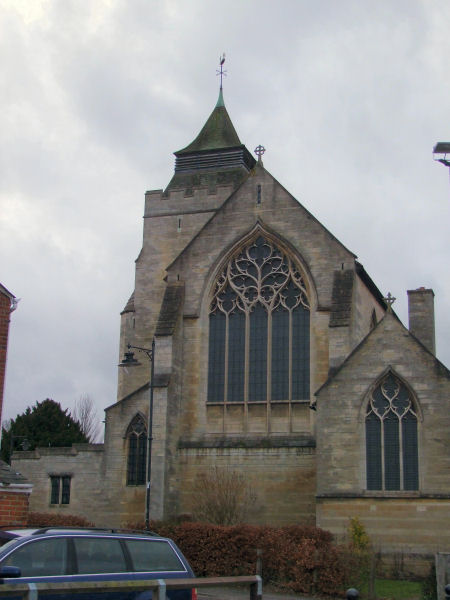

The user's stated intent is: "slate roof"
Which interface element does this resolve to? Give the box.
[0,460,28,485]
[121,291,135,314]
[329,270,354,327]
[155,283,184,336]
[0,283,15,300]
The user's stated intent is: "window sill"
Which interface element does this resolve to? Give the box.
[363,490,420,498]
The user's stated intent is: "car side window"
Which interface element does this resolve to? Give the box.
[126,539,185,572]
[2,538,68,577]
[73,537,127,574]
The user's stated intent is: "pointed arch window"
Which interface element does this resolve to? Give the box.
[126,415,147,486]
[208,235,310,404]
[366,373,418,491]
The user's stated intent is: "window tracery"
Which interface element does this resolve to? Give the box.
[208,235,310,404]
[366,372,418,491]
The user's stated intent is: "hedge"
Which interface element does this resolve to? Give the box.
[26,515,358,596]
[27,512,94,527]
[131,521,355,596]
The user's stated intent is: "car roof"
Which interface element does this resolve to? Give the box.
[0,527,163,541]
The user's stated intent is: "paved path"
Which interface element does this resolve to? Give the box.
[198,584,314,600]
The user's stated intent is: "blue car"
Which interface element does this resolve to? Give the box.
[0,527,196,600]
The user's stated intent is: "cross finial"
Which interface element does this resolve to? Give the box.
[384,292,396,311]
[216,53,227,90]
[254,144,266,163]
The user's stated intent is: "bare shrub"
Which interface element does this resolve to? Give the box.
[72,394,101,442]
[191,467,258,525]
[27,512,94,527]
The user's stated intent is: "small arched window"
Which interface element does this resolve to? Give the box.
[126,415,147,486]
[366,373,418,491]
[208,235,310,404]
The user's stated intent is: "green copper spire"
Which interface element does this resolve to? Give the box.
[168,56,256,188]
[175,89,241,155]
[215,87,225,108]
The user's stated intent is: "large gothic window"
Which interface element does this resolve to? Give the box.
[126,415,147,486]
[366,373,419,491]
[208,235,310,404]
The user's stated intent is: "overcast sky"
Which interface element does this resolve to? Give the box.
[1,0,449,431]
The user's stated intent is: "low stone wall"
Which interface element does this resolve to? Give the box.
[317,496,450,576]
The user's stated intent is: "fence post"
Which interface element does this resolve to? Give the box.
[250,575,262,600]
[368,551,376,600]
[154,579,166,600]
[256,548,262,577]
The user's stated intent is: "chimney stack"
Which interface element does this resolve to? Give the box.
[407,287,435,355]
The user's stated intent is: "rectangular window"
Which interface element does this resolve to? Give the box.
[50,475,71,505]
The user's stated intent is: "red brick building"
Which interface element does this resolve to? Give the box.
[0,284,30,526]
[0,283,17,425]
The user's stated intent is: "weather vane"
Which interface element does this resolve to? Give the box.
[216,53,227,90]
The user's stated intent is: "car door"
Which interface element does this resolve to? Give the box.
[0,535,136,600]
[123,537,194,600]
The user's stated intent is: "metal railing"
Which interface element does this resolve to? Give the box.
[0,574,262,599]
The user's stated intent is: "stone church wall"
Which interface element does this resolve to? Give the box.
[177,445,316,525]
[315,311,450,567]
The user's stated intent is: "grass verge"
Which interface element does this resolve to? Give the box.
[360,578,421,600]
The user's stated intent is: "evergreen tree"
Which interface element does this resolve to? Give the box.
[1,399,88,463]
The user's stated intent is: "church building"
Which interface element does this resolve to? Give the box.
[14,82,450,568]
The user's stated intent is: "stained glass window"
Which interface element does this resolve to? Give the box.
[127,415,147,486]
[208,235,310,404]
[366,373,418,491]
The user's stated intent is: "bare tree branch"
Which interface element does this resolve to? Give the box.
[72,394,102,443]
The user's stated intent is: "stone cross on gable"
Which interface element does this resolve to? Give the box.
[384,292,396,311]
[254,145,266,163]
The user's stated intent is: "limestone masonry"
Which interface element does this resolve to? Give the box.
[14,86,450,571]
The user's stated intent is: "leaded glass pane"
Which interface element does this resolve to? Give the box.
[227,311,245,402]
[207,312,226,402]
[384,412,400,490]
[127,434,137,485]
[271,308,289,401]
[61,476,71,504]
[402,412,419,490]
[249,304,267,402]
[366,412,382,490]
[292,306,310,400]
[50,476,60,505]
[137,435,147,485]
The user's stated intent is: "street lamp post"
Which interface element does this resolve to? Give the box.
[9,435,29,465]
[119,339,155,530]
[433,142,450,168]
